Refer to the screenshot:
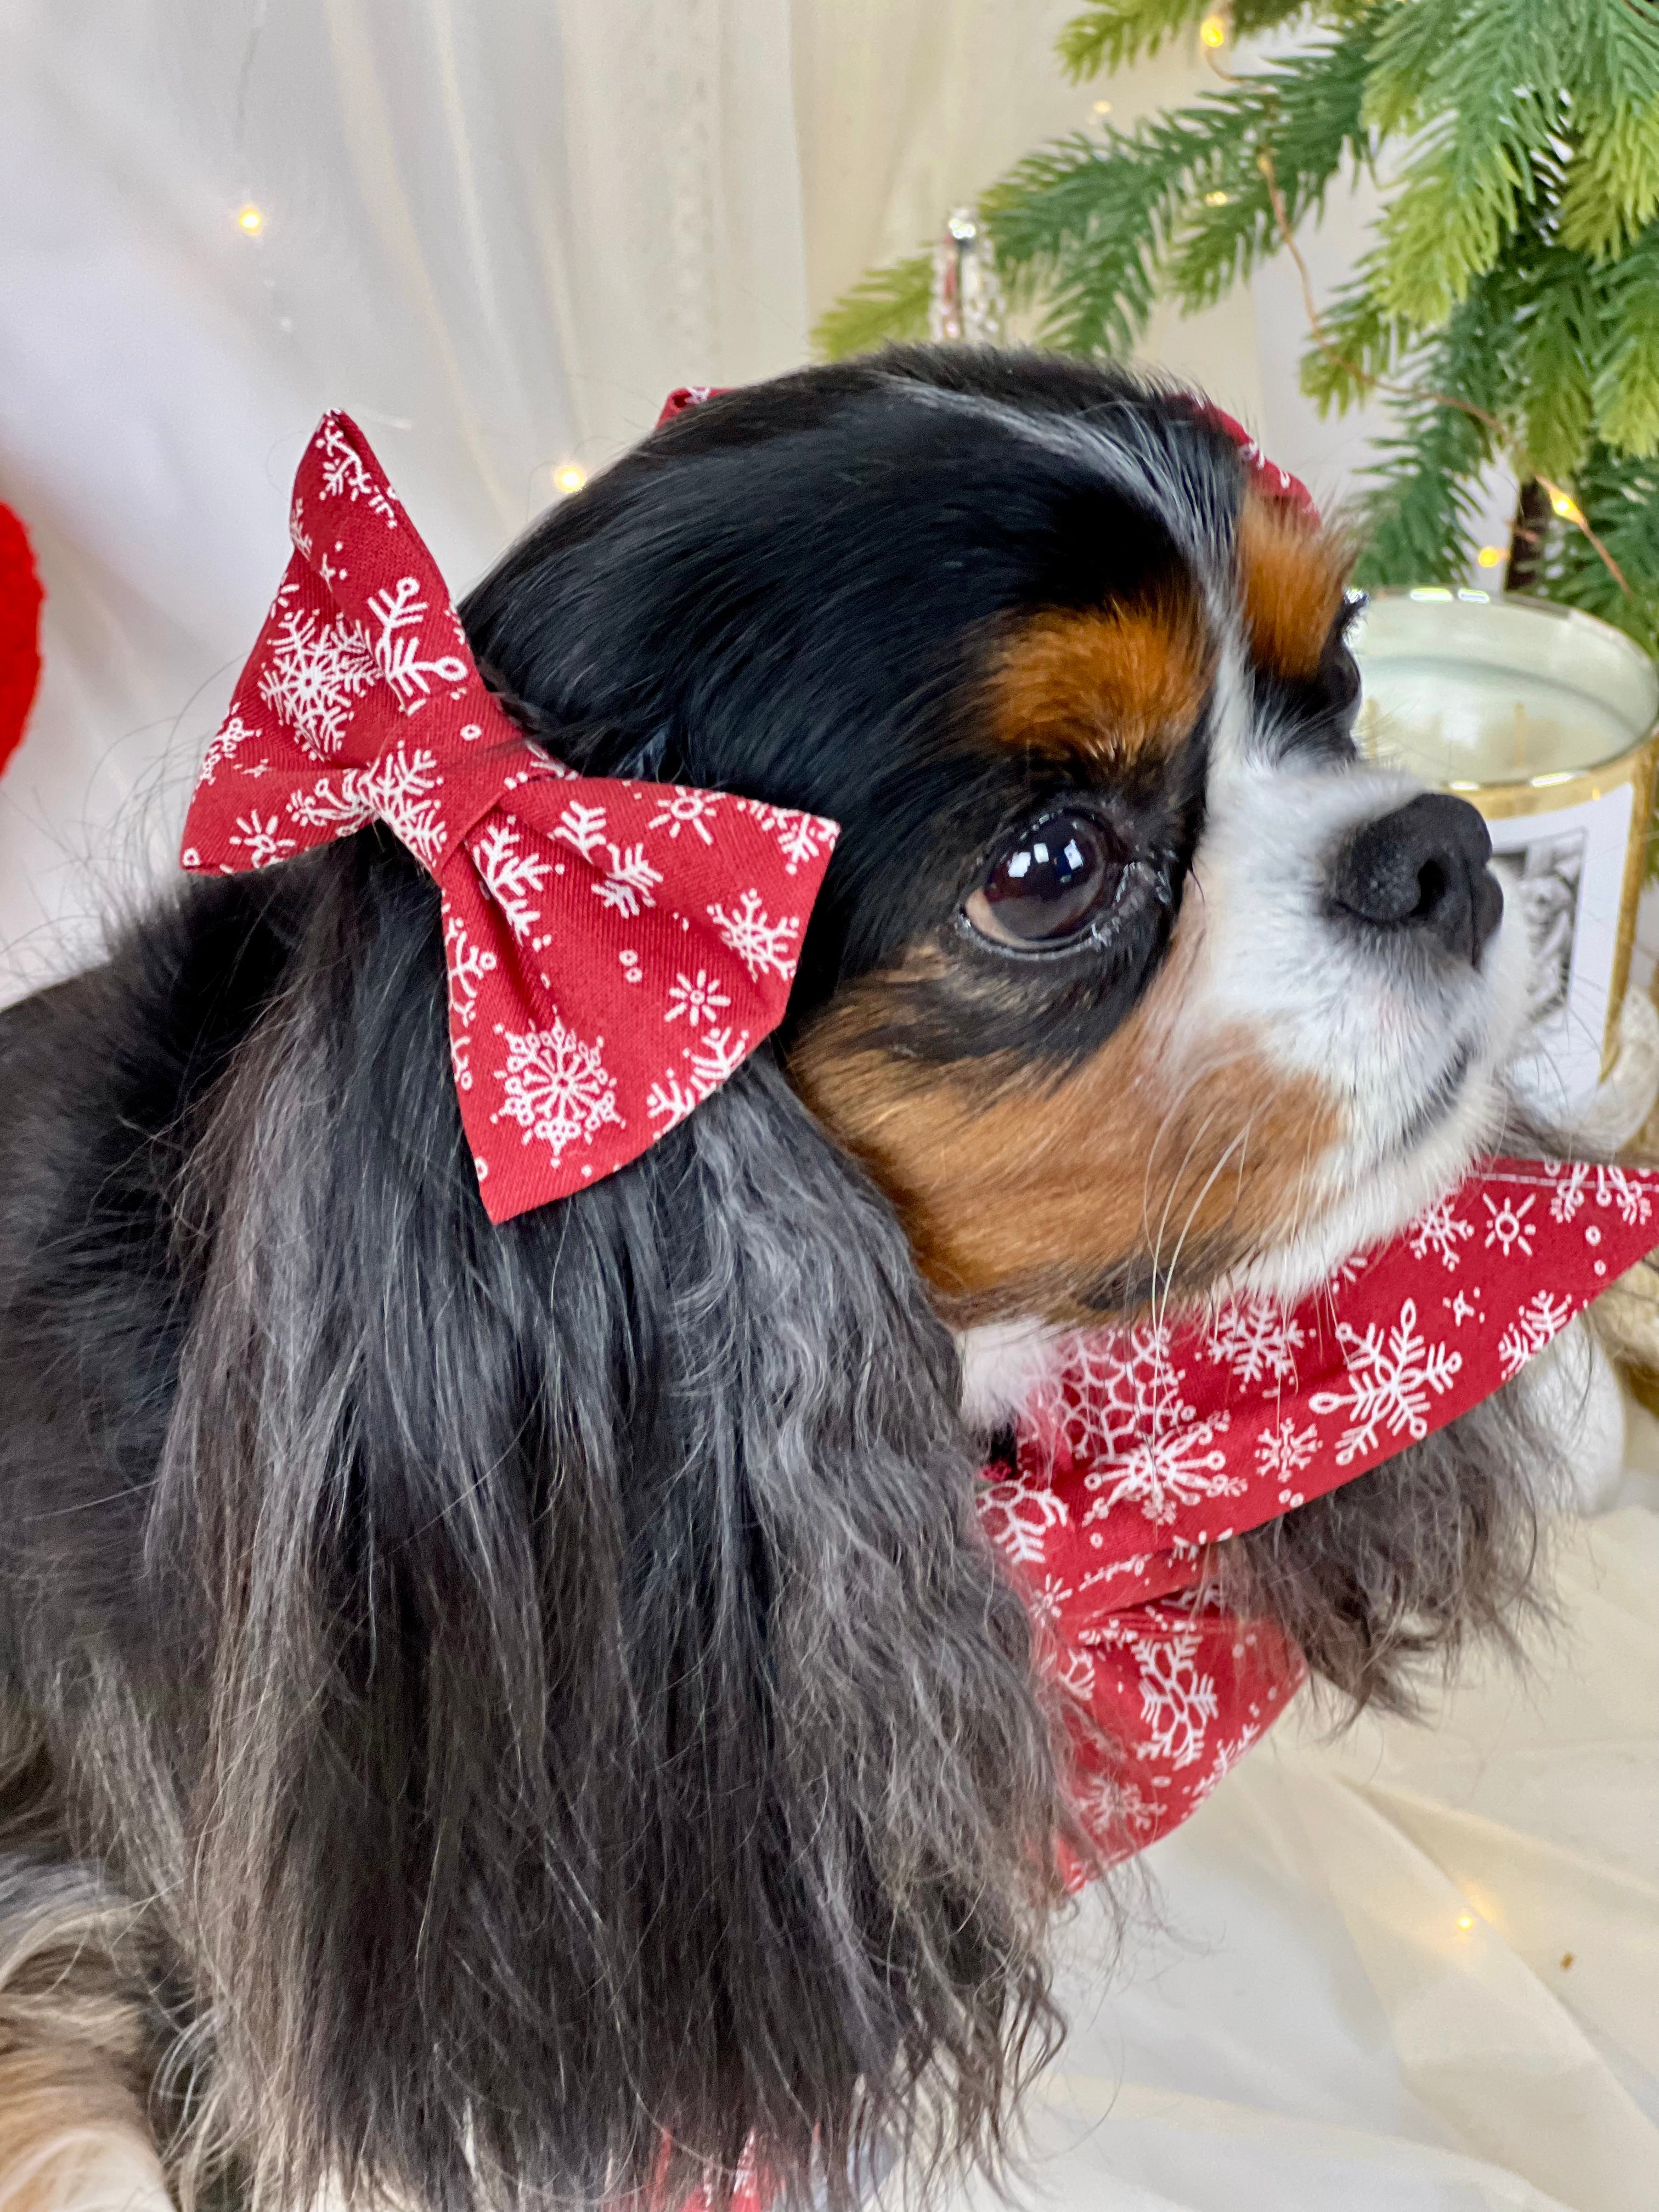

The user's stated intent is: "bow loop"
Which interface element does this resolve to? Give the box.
[182,411,838,1221]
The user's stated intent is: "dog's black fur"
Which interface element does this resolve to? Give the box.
[0,351,1549,2211]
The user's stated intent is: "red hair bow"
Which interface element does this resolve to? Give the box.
[181,413,838,1223]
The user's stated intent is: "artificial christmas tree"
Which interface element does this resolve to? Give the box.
[819,0,1659,652]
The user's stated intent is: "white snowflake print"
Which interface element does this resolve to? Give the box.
[1498,1289,1576,1380]
[647,788,723,844]
[227,810,297,869]
[1128,1628,1221,1770]
[1071,1769,1164,1847]
[1083,1420,1240,1528]
[492,1019,624,1163]
[256,607,379,755]
[706,889,802,981]
[1406,1194,1475,1271]
[978,1472,1070,1568]
[1032,1328,1242,1529]
[289,496,313,561]
[665,968,732,1029]
[554,800,608,859]
[645,1025,752,1129]
[472,819,554,941]
[1443,1289,1478,1327]
[288,746,447,868]
[1308,1298,1463,1466]
[1482,1190,1536,1257]
[198,711,260,787]
[742,802,836,876]
[1255,1416,1319,1484]
[1545,1161,1654,1230]
[363,577,470,706]
[443,913,498,1092]
[1327,1248,1370,1290]
[314,415,400,526]
[591,842,663,918]
[1204,1295,1305,1387]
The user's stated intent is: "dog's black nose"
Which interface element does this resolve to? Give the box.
[1328,792,1503,965]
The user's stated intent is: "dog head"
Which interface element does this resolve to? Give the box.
[471,349,1525,1387]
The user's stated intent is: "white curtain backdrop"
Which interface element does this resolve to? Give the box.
[4,11,1655,2211]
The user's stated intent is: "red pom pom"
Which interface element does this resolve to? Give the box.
[0,501,44,781]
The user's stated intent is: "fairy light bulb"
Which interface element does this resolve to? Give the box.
[1476,544,1504,568]
[553,463,587,495]
[1551,490,1584,524]
[236,204,264,236]
[1199,13,1229,49]
[1456,1913,1475,1931]
[1092,99,1113,116]
[1204,189,1233,207]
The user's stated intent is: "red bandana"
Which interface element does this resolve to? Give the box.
[979,1157,1659,1864]
[180,414,838,1223]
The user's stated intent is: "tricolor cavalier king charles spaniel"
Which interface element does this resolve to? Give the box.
[0,352,1546,2212]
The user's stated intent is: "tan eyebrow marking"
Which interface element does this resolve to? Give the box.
[985,596,1213,770]
[1237,493,1351,684]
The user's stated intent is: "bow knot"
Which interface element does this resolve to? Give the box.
[182,412,839,1222]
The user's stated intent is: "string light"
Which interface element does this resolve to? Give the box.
[236,203,264,236]
[1476,544,1505,568]
[1204,190,1233,207]
[1456,1912,1475,1931]
[1551,490,1584,524]
[1200,13,1230,49]
[1092,99,1113,116]
[553,463,587,495]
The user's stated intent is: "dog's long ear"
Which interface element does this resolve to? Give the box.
[151,836,1064,2212]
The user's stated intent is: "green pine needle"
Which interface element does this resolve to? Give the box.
[812,253,933,362]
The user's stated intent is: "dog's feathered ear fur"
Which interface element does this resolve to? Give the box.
[140,837,1064,2212]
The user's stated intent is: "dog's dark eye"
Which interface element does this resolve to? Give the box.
[964,812,1129,949]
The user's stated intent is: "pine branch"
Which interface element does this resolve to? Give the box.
[1299,257,1413,411]
[1595,219,1659,454]
[1369,1,1571,323]
[812,253,932,362]
[1562,95,1659,261]
[1539,437,1659,653]
[1517,250,1602,481]
[1056,1,1320,78]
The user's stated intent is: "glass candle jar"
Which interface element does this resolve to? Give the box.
[1351,588,1659,1118]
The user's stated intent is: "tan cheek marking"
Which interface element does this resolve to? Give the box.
[792,926,1342,1328]
[987,600,1211,769]
[1237,495,1351,684]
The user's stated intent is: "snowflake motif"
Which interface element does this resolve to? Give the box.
[706,889,802,981]
[363,577,470,706]
[978,1472,1070,1568]
[472,819,553,940]
[554,800,607,859]
[1128,1628,1221,1770]
[1498,1289,1576,1380]
[288,746,447,868]
[227,810,296,869]
[1308,1297,1463,1466]
[198,711,260,787]
[256,607,378,755]
[289,497,313,561]
[645,1026,751,1128]
[443,914,498,1092]
[491,1019,623,1163]
[665,968,732,1029]
[1327,1248,1370,1290]
[314,416,399,526]
[647,788,723,845]
[1545,1161,1654,1230]
[1482,1190,1536,1257]
[1204,1295,1305,1386]
[591,842,663,918]
[1255,1416,1319,1483]
[1083,1419,1240,1528]
[1443,1289,1478,1327]
[1071,1769,1164,1847]
[742,801,836,876]
[1406,1194,1475,1271]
